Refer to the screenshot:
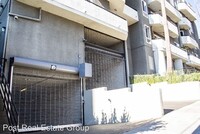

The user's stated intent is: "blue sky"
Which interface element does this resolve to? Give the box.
[187,0,200,38]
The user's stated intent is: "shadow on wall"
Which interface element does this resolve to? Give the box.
[97,107,131,125]
[125,121,167,134]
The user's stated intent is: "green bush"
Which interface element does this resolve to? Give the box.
[130,72,200,84]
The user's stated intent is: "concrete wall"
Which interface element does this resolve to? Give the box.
[0,0,9,63]
[84,81,200,125]
[84,84,163,125]
[152,82,200,102]
[1,1,85,127]
[0,1,9,130]
[0,96,8,133]
[5,0,85,67]
[126,0,155,75]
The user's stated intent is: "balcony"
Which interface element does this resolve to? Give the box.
[178,17,192,30]
[121,5,139,25]
[148,0,161,12]
[177,2,197,21]
[108,1,139,25]
[152,39,189,62]
[171,45,188,61]
[108,0,125,12]
[152,38,165,51]
[149,14,178,38]
[181,36,199,49]
[17,0,128,40]
[149,14,164,35]
[187,55,200,67]
[168,21,179,38]
[165,1,182,23]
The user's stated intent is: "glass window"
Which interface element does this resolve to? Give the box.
[144,25,151,43]
[142,0,148,16]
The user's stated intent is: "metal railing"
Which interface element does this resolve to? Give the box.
[0,72,18,134]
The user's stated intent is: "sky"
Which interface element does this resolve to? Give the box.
[187,0,200,38]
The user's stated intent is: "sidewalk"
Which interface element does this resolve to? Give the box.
[125,101,200,134]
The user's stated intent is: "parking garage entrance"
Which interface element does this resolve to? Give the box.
[11,66,82,131]
[84,28,127,90]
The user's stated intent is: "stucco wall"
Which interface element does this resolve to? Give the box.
[0,0,9,62]
[152,82,200,102]
[84,84,163,125]
[126,0,155,75]
[6,1,85,67]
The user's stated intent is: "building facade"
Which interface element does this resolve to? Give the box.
[0,0,138,132]
[127,0,200,75]
[0,0,199,133]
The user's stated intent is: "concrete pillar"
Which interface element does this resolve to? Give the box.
[161,0,173,73]
[174,59,184,74]
[154,49,166,76]
[169,0,175,6]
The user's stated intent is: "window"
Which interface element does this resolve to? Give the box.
[144,25,151,43]
[142,0,148,16]
[180,30,185,36]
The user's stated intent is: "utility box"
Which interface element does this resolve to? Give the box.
[79,63,92,78]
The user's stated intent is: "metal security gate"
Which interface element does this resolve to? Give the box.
[85,45,126,90]
[11,67,82,130]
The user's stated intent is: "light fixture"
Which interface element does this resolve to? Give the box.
[50,65,57,71]
[14,16,19,20]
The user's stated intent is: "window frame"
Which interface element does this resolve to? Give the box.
[144,25,152,44]
[141,0,148,17]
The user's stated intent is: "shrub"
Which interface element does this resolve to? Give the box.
[130,72,200,84]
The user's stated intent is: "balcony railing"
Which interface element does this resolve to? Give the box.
[168,21,179,38]
[171,44,188,61]
[152,38,165,51]
[148,0,161,12]
[86,0,124,20]
[187,55,200,67]
[181,36,199,49]
[178,17,192,30]
[165,1,182,23]
[149,14,164,35]
[149,14,164,26]
[152,39,189,61]
[177,2,197,21]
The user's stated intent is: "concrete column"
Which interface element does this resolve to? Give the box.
[154,49,166,76]
[161,0,173,73]
[169,0,175,6]
[174,59,184,74]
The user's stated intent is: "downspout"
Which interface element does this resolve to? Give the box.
[1,0,11,73]
[124,41,130,86]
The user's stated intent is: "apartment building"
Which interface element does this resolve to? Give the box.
[0,0,199,133]
[127,0,200,75]
[0,0,139,132]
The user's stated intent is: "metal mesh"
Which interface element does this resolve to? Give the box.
[85,46,126,90]
[12,67,81,128]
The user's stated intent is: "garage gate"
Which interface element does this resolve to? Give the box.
[85,45,127,90]
[11,66,82,130]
